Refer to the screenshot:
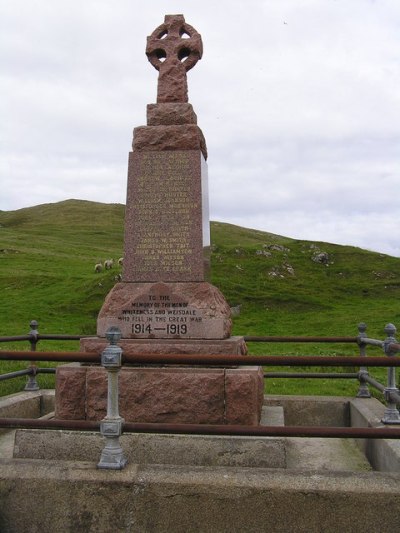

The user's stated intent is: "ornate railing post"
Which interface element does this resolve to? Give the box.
[97,327,127,470]
[356,322,371,398]
[382,323,400,424]
[24,320,40,391]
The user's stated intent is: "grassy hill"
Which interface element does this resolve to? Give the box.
[1,199,400,396]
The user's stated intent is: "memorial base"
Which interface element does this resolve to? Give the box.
[55,360,264,426]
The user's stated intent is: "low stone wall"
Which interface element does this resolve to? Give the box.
[13,426,286,468]
[265,394,350,426]
[2,392,400,531]
[1,459,400,532]
[350,397,400,472]
[0,390,54,419]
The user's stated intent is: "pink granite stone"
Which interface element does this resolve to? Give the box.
[132,125,207,160]
[146,15,203,104]
[147,103,197,126]
[54,365,86,420]
[96,282,232,340]
[118,368,225,424]
[123,150,209,283]
[225,367,265,425]
[54,366,263,425]
[53,15,263,429]
[80,336,248,356]
[86,368,108,421]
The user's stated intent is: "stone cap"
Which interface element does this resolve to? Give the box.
[147,103,198,126]
[132,124,207,160]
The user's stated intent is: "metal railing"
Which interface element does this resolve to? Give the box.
[1,321,400,469]
[0,320,87,390]
[1,320,400,406]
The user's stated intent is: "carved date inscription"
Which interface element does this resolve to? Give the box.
[117,293,203,339]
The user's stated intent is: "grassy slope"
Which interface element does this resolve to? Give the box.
[1,200,399,396]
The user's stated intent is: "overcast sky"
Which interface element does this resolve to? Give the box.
[1,0,399,256]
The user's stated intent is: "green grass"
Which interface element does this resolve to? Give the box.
[1,200,399,398]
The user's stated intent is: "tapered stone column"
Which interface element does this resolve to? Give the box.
[93,15,238,350]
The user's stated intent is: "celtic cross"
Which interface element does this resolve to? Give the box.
[146,15,203,103]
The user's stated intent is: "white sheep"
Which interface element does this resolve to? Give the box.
[118,257,123,266]
[94,263,103,273]
[104,259,114,270]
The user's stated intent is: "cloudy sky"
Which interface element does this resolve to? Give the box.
[1,0,399,256]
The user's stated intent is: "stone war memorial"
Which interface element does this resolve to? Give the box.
[3,14,400,533]
[55,14,264,426]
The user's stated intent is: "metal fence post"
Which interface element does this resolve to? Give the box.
[97,327,127,470]
[356,322,371,398]
[24,320,40,391]
[382,323,400,424]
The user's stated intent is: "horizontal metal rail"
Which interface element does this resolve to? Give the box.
[1,417,400,439]
[0,367,56,382]
[0,335,31,343]
[0,369,31,381]
[1,350,400,367]
[359,338,384,348]
[388,342,400,354]
[363,375,386,394]
[0,350,99,363]
[244,336,357,343]
[0,334,359,344]
[36,368,56,374]
[264,372,359,379]
[0,333,89,343]
[36,334,89,341]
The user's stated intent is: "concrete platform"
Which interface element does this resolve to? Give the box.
[12,421,286,468]
[1,459,399,533]
[1,390,400,532]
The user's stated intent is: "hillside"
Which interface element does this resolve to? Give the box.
[1,199,399,343]
[1,199,400,397]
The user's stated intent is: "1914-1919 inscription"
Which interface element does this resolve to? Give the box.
[118,292,202,338]
[96,281,232,340]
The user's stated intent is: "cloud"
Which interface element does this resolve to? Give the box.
[0,0,399,257]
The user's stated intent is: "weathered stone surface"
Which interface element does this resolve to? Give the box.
[55,366,263,425]
[225,367,264,425]
[80,336,248,356]
[146,15,203,103]
[85,369,107,421]
[0,392,41,419]
[157,61,189,102]
[52,14,262,431]
[120,369,225,424]
[132,125,207,160]
[96,282,232,339]
[14,424,286,468]
[147,103,197,126]
[83,367,225,423]
[2,458,400,533]
[123,151,209,283]
[54,365,86,420]
[266,395,350,427]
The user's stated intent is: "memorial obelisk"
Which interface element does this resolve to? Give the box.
[91,14,246,354]
[56,15,263,425]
